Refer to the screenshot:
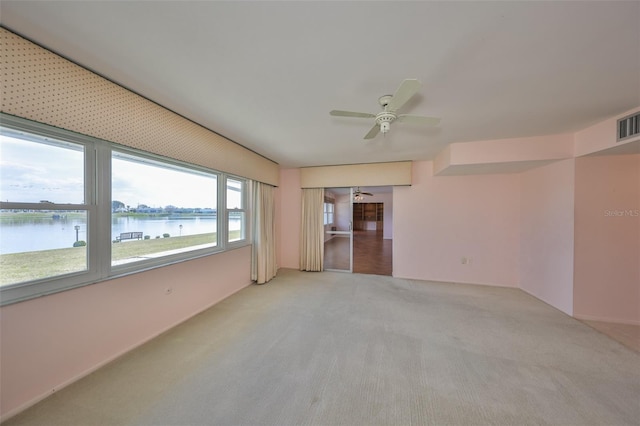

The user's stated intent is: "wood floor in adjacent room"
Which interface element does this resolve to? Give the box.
[324,230,392,275]
[5,269,639,426]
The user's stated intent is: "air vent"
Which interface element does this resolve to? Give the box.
[617,111,640,142]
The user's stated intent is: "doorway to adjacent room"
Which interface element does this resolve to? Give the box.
[323,187,392,276]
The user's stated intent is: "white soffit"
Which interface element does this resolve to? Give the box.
[435,160,562,176]
[586,140,640,157]
[433,134,574,176]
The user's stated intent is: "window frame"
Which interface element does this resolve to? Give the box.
[0,115,101,303]
[109,146,224,275]
[0,114,252,306]
[224,175,249,247]
[324,201,335,225]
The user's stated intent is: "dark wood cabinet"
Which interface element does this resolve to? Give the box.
[353,202,383,231]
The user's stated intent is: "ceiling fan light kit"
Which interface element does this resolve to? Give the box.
[376,110,395,135]
[330,79,440,139]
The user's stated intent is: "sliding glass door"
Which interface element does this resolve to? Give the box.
[323,188,353,272]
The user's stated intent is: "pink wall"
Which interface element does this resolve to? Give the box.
[0,247,252,420]
[393,161,520,287]
[519,159,576,315]
[574,154,640,324]
[276,169,301,269]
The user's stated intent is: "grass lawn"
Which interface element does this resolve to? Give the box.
[0,231,243,286]
[0,246,87,285]
[112,233,217,261]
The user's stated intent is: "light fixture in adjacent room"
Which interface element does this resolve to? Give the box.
[353,187,371,202]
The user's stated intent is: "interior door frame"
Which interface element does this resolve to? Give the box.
[323,187,353,273]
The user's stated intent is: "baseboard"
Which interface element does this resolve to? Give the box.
[518,287,574,317]
[392,273,517,289]
[573,314,640,326]
[0,280,253,423]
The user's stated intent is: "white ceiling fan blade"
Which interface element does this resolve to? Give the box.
[330,110,376,118]
[396,115,440,126]
[364,124,380,139]
[386,79,422,112]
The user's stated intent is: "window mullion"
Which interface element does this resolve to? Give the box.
[94,143,112,279]
[219,174,227,250]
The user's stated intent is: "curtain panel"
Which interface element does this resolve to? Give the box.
[300,188,324,271]
[251,182,277,284]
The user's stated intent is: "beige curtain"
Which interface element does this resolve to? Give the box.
[251,182,277,284]
[300,188,324,271]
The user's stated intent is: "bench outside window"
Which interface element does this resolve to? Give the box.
[116,232,143,242]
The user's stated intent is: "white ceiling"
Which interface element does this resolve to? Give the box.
[1,1,639,169]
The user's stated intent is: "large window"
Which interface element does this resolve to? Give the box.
[0,128,91,287]
[0,115,250,305]
[112,151,219,267]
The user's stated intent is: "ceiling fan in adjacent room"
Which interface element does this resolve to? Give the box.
[330,79,440,139]
[353,187,372,201]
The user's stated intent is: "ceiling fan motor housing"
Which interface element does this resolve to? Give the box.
[376,111,396,133]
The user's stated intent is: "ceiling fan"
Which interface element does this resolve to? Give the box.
[353,187,372,201]
[354,187,373,197]
[330,79,440,139]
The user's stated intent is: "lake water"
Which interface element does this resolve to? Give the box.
[0,216,241,254]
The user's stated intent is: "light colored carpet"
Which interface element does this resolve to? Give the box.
[581,319,640,353]
[5,269,640,425]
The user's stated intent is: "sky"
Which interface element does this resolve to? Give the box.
[0,134,84,204]
[0,134,233,209]
[112,153,217,209]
